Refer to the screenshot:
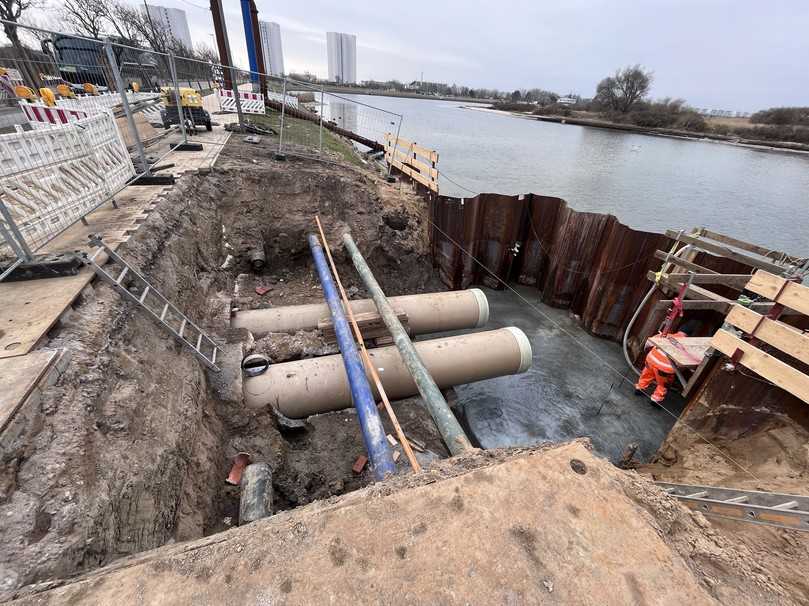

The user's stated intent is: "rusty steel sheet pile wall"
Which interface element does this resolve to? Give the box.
[429,192,673,345]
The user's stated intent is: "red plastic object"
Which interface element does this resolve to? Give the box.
[352,455,368,474]
[255,286,271,296]
[225,452,251,485]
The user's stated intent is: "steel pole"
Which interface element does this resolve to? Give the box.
[308,234,395,479]
[104,38,151,176]
[342,233,473,455]
[168,52,187,145]
[318,85,325,154]
[277,77,287,155]
[386,116,403,178]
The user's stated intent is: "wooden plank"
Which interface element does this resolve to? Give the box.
[646,270,750,289]
[385,147,439,179]
[388,156,437,191]
[698,228,805,266]
[682,352,716,398]
[665,230,788,274]
[653,250,718,274]
[745,271,809,316]
[725,305,809,366]
[0,349,58,433]
[648,336,712,369]
[711,329,809,404]
[384,132,439,163]
[318,311,408,344]
[655,300,730,312]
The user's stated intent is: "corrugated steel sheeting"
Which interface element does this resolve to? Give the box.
[430,192,673,345]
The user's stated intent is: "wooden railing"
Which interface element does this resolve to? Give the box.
[384,132,439,193]
[711,270,809,404]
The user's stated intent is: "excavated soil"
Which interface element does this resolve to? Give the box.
[0,152,443,599]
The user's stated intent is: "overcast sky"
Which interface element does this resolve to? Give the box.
[31,0,809,111]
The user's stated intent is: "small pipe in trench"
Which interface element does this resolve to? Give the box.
[239,462,273,524]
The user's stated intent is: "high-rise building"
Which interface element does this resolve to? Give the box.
[258,21,285,76]
[145,4,193,50]
[326,32,357,84]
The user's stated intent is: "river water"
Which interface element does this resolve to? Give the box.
[324,94,809,254]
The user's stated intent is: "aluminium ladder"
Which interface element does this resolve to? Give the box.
[656,482,809,532]
[85,235,221,371]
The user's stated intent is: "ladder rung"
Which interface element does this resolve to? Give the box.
[195,334,203,351]
[179,318,187,338]
[773,501,799,510]
[211,347,217,364]
[160,304,169,321]
[724,496,749,504]
[139,286,150,304]
[116,266,128,284]
[89,248,103,262]
[685,491,708,498]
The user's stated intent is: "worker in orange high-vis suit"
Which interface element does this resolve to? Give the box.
[635,326,691,403]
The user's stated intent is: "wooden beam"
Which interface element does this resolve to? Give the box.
[646,270,751,289]
[682,352,716,398]
[665,230,788,274]
[725,305,809,366]
[745,271,809,316]
[698,228,806,266]
[655,300,730,312]
[384,133,438,163]
[387,156,438,191]
[653,299,799,315]
[653,250,718,274]
[711,329,809,404]
[385,147,439,179]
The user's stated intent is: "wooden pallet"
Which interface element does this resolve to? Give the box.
[318,310,408,345]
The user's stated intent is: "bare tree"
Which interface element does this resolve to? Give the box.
[104,1,144,46]
[61,0,107,38]
[194,43,218,64]
[595,65,652,113]
[0,0,41,86]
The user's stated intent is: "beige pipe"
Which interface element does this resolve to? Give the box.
[243,327,532,418]
[231,289,489,337]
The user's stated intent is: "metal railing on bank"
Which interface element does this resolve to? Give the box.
[0,20,403,279]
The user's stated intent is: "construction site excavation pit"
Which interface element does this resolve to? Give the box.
[0,157,458,595]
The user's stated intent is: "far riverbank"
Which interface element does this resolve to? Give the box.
[463,106,809,155]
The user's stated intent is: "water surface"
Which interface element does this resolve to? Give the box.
[325,95,809,254]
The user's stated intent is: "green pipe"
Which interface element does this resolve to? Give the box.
[342,233,473,455]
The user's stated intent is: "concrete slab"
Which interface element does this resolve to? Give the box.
[9,441,769,605]
[446,286,685,462]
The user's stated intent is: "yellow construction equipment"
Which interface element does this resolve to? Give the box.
[14,85,37,101]
[56,83,76,98]
[39,87,56,106]
[159,86,212,131]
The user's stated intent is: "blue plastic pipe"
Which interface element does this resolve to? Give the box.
[307,234,396,480]
[240,0,259,83]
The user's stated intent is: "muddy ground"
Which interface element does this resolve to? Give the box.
[0,142,445,599]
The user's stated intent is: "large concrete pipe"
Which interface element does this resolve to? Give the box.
[231,289,489,337]
[244,327,533,419]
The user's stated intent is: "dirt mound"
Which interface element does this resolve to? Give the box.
[7,441,798,605]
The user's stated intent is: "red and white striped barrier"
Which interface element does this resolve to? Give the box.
[216,89,265,114]
[19,101,89,126]
[0,111,135,254]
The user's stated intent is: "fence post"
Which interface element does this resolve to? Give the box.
[318,85,325,154]
[387,116,403,179]
[168,52,188,146]
[0,200,33,263]
[275,77,287,160]
[231,72,245,128]
[104,38,151,177]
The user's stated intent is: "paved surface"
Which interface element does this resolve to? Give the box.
[445,286,685,462]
